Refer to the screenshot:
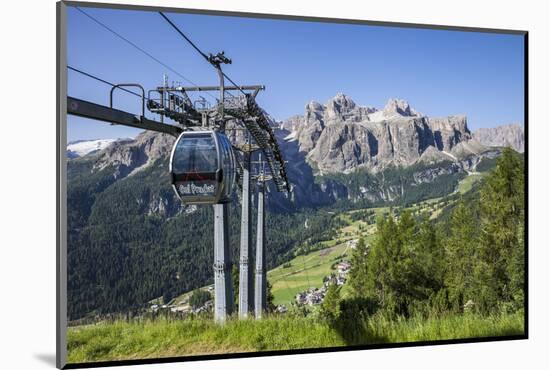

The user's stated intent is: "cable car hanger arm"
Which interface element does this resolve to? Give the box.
[67,96,183,137]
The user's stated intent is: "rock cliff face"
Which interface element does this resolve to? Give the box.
[92,131,176,179]
[473,123,524,153]
[283,94,477,174]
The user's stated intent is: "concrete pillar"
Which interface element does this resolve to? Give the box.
[239,152,254,318]
[255,181,267,319]
[213,203,233,323]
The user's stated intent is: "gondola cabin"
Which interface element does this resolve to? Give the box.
[169,130,236,204]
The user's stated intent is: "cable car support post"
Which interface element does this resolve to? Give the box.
[234,132,261,318]
[252,155,272,319]
[211,53,234,323]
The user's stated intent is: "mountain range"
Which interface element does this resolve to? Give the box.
[67,94,524,210]
[279,94,523,174]
[69,95,524,164]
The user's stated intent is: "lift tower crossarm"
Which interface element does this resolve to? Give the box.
[67,96,183,137]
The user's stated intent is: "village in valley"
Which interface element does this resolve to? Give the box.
[294,256,352,307]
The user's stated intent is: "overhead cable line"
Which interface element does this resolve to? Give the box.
[75,6,217,100]
[68,65,143,99]
[158,11,247,96]
[158,11,210,61]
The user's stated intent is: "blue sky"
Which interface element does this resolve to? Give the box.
[67,6,525,142]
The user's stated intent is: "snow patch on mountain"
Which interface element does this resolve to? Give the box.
[67,139,119,158]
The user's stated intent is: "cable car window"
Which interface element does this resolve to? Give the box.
[170,131,236,204]
[172,134,218,174]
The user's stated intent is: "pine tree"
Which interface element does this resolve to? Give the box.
[411,218,445,315]
[365,214,402,315]
[320,281,341,322]
[348,237,369,297]
[267,280,276,313]
[476,148,524,313]
[360,210,448,317]
[444,200,479,312]
[507,208,525,312]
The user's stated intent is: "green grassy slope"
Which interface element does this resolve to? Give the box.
[457,173,486,194]
[67,312,524,364]
[268,243,349,305]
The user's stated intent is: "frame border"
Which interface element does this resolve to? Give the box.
[63,0,527,35]
[57,1,529,369]
[57,1,68,368]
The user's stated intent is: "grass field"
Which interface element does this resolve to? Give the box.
[268,243,350,305]
[457,173,486,194]
[67,312,524,364]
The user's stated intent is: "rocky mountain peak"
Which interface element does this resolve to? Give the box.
[327,92,356,113]
[382,98,420,118]
[306,100,324,113]
[326,94,354,120]
[92,131,175,179]
[278,94,484,174]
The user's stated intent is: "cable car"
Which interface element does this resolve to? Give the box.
[169,130,236,204]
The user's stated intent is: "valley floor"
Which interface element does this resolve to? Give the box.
[67,312,524,364]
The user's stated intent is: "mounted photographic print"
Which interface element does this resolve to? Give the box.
[56,1,527,368]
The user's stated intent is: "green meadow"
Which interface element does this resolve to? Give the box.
[67,311,524,364]
[268,243,349,305]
